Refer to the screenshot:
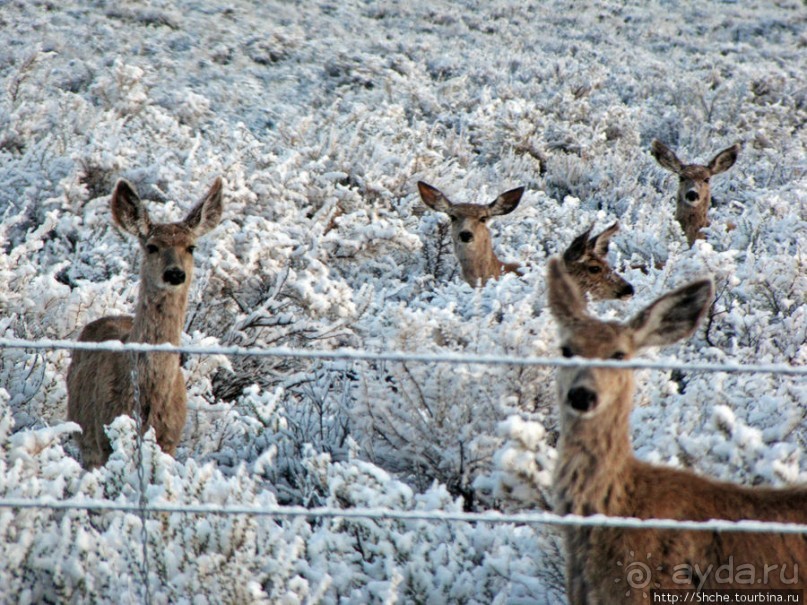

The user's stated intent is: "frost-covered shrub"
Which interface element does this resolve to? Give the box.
[0,410,317,604]
[307,453,567,603]
[349,275,555,508]
[485,416,557,511]
[0,0,805,601]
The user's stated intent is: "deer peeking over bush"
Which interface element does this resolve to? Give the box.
[651,140,740,246]
[67,177,223,469]
[418,181,633,299]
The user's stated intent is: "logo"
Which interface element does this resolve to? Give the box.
[615,553,800,598]
[615,551,663,599]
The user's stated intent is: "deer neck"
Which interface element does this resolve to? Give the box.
[127,280,188,419]
[456,245,504,285]
[676,196,710,245]
[129,282,189,346]
[554,378,636,516]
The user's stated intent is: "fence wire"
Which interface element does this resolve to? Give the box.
[1,498,806,535]
[0,337,804,375]
[0,335,804,537]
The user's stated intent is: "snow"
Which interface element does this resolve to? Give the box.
[0,0,805,602]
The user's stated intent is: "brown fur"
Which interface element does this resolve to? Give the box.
[651,140,740,246]
[418,182,633,299]
[67,177,223,468]
[562,223,634,300]
[418,181,524,287]
[546,258,806,602]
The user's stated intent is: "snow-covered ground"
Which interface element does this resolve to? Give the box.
[0,0,805,602]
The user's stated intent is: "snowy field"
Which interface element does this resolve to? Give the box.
[1,0,805,602]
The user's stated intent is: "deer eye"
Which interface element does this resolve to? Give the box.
[587,265,602,274]
[561,346,574,358]
[187,245,196,254]
[479,217,487,224]
[703,177,710,183]
[146,244,159,254]
[611,351,626,360]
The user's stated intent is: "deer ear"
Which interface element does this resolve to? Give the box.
[547,257,589,327]
[111,179,151,237]
[589,222,619,257]
[629,279,713,349]
[184,177,224,236]
[488,187,524,216]
[707,143,740,176]
[651,140,684,175]
[563,226,593,263]
[417,181,454,214]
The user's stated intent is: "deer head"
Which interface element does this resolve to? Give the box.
[561,222,634,300]
[547,257,712,426]
[111,177,223,299]
[418,181,524,286]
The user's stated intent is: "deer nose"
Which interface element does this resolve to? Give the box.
[163,267,186,285]
[459,231,474,243]
[685,190,699,203]
[567,386,597,413]
[618,283,634,299]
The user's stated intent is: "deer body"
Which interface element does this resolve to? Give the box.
[67,178,223,469]
[418,182,633,299]
[651,140,740,246]
[546,259,806,602]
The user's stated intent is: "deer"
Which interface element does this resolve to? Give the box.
[561,222,634,300]
[67,177,223,469]
[418,181,524,287]
[545,257,806,603]
[418,181,633,299]
[650,140,740,246]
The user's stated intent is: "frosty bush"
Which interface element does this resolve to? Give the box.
[349,275,556,509]
[306,453,567,602]
[0,0,805,601]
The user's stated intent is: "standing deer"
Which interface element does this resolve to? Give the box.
[650,140,740,246]
[418,181,633,299]
[546,258,806,603]
[67,177,223,469]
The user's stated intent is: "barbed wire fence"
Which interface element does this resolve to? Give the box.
[2,337,805,375]
[0,335,805,599]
